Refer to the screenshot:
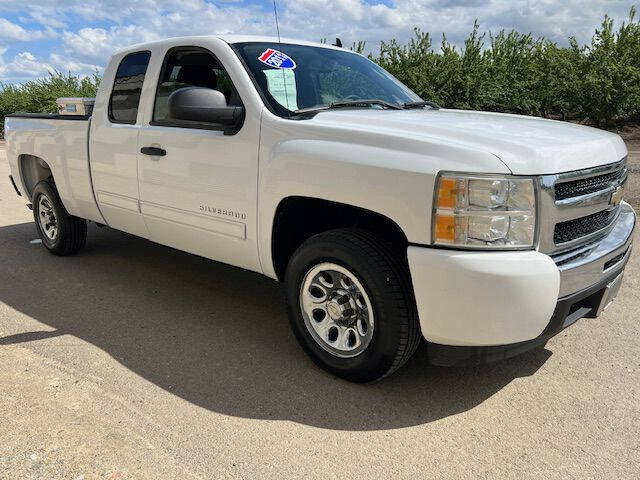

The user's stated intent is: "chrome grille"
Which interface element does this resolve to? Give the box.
[553,208,617,244]
[555,170,623,200]
[538,158,627,255]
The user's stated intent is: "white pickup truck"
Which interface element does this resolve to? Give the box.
[4,35,635,382]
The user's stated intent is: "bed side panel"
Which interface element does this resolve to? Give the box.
[5,116,105,223]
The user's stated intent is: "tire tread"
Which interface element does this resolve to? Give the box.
[33,178,87,256]
[286,228,421,381]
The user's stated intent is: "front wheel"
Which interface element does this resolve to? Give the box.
[285,229,421,382]
[32,179,87,256]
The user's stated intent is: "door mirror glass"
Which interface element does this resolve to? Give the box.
[168,87,243,126]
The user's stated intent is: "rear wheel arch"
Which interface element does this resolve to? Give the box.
[270,196,409,281]
[19,154,52,198]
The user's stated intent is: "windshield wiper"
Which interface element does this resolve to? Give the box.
[403,100,440,110]
[330,99,404,110]
[292,99,403,116]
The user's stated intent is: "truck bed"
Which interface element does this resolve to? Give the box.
[4,114,104,224]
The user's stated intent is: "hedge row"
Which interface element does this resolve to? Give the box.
[368,7,640,127]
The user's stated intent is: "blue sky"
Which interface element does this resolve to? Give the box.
[0,0,638,83]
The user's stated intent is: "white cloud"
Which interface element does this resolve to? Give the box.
[24,6,67,29]
[0,49,53,80]
[0,0,638,83]
[0,48,100,82]
[48,52,101,76]
[57,2,274,66]
[0,17,29,40]
[0,17,50,41]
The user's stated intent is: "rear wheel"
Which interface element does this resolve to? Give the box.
[285,228,421,382]
[32,179,87,256]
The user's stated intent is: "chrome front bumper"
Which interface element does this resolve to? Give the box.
[555,201,635,297]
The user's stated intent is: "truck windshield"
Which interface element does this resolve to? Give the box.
[233,42,422,117]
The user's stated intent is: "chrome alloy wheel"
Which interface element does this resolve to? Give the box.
[37,194,58,241]
[300,263,375,358]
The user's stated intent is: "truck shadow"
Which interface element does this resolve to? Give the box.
[0,222,551,431]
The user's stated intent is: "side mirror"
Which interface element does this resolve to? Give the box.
[168,87,243,128]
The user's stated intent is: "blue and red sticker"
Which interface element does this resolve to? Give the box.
[258,48,296,69]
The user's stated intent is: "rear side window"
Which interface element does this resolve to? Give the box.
[109,51,151,124]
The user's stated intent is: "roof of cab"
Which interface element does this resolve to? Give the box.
[217,34,346,51]
[112,34,349,58]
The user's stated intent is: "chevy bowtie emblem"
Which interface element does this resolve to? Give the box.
[611,185,625,206]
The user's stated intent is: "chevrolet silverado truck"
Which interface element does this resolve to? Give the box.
[4,36,635,382]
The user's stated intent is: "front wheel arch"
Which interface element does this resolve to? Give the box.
[271,196,409,282]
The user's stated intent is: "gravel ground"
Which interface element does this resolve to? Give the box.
[0,141,639,479]
[625,140,640,209]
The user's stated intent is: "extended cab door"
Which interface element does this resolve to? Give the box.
[137,43,261,272]
[89,50,152,237]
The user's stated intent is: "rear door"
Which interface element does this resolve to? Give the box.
[89,50,152,237]
[137,44,261,272]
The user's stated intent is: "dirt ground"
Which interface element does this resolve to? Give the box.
[0,140,639,479]
[623,138,640,208]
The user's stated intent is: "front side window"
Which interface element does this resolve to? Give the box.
[153,47,241,124]
[109,51,151,124]
[233,42,421,117]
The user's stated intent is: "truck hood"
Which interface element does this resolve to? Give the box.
[308,109,627,175]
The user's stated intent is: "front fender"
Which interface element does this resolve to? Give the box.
[258,138,437,278]
[256,111,512,279]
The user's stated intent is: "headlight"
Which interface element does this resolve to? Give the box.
[433,173,536,249]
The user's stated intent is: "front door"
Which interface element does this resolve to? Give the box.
[137,46,261,272]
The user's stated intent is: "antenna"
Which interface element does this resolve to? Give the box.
[272,0,291,116]
[272,0,282,42]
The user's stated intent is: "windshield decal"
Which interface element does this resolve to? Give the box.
[258,48,296,69]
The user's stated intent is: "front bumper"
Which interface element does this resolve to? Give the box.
[555,202,635,296]
[407,201,636,366]
[426,265,628,366]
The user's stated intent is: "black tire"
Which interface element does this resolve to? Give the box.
[285,228,421,382]
[32,178,87,256]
